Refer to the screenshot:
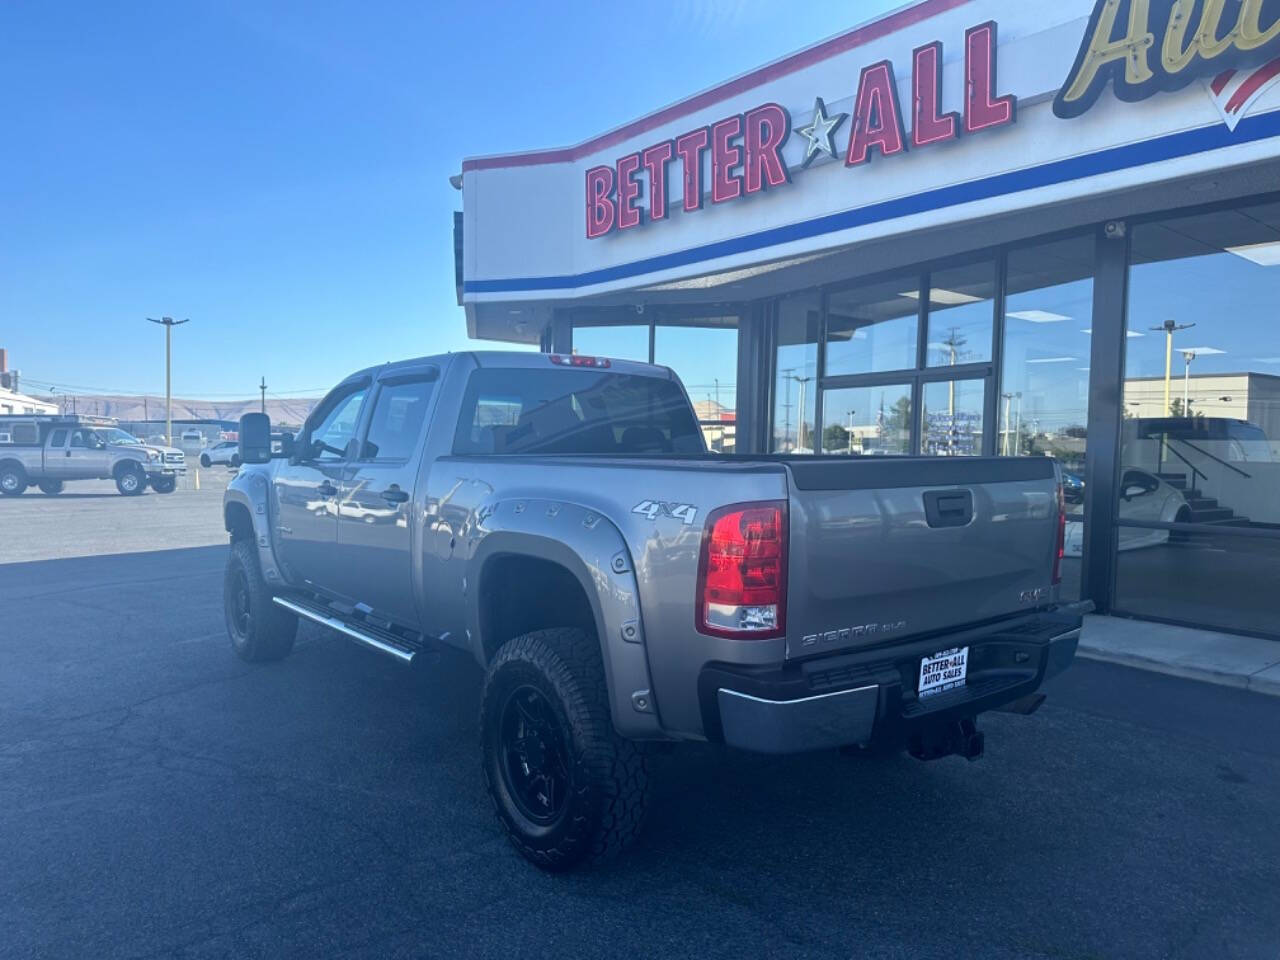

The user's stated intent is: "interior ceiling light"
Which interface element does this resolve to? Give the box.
[1008,310,1070,323]
[1080,328,1145,337]
[902,288,983,305]
[1225,240,1280,266]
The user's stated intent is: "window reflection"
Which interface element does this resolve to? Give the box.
[1002,235,1094,464]
[821,384,912,455]
[921,379,984,456]
[773,293,819,453]
[654,321,738,453]
[572,324,648,363]
[825,278,919,376]
[1118,200,1280,635]
[925,262,995,367]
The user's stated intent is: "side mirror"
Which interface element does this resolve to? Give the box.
[239,413,273,465]
[1123,484,1146,501]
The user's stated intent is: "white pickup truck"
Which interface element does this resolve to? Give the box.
[0,415,186,496]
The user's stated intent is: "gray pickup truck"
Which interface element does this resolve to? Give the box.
[0,415,186,496]
[223,351,1084,870]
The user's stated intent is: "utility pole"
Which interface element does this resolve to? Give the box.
[779,367,796,451]
[147,317,190,445]
[1151,320,1195,415]
[847,409,856,455]
[793,374,813,452]
[259,376,268,414]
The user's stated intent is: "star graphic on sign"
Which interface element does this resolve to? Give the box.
[796,97,848,168]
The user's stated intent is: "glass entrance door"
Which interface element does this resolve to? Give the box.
[1118,200,1280,636]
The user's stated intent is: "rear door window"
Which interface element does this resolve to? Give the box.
[48,428,68,448]
[360,378,436,461]
[453,367,703,455]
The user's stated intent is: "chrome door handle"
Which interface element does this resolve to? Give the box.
[381,487,409,504]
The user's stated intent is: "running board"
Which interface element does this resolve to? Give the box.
[273,596,417,664]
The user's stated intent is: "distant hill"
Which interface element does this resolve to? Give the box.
[34,394,318,427]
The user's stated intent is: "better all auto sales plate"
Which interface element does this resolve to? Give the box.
[918,646,969,698]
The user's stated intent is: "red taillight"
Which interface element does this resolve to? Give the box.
[696,501,787,639]
[549,354,611,368]
[1053,482,1066,586]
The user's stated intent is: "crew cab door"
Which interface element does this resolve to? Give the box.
[274,380,369,592]
[336,368,438,627]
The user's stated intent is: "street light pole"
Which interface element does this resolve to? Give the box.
[1181,350,1196,416]
[1151,320,1195,416]
[259,376,268,414]
[147,317,190,445]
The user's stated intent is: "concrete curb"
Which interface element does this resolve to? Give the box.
[1078,616,1280,698]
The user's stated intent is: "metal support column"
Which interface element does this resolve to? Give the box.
[1081,223,1131,612]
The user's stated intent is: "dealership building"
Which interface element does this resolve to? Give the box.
[456,0,1280,639]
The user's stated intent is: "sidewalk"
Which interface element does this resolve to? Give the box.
[1079,615,1280,697]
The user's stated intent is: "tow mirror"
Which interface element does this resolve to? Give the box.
[239,413,273,465]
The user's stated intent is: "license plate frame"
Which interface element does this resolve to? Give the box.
[918,646,969,699]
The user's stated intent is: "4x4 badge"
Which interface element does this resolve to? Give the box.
[632,500,698,526]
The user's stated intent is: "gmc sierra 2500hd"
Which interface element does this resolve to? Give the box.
[222,351,1086,870]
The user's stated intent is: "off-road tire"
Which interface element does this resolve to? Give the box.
[151,476,176,494]
[37,480,64,495]
[481,628,649,871]
[225,538,297,662]
[0,463,26,496]
[199,454,212,468]
[230,454,242,468]
[115,464,146,496]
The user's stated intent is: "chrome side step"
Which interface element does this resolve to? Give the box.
[273,596,416,664]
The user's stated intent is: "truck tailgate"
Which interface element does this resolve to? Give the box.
[783,457,1060,659]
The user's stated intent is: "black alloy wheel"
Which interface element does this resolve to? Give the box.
[480,628,649,870]
[224,538,296,662]
[499,685,572,826]
[228,566,253,641]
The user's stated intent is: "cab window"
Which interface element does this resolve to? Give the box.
[48,428,68,448]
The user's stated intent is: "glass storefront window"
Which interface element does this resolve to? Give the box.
[825,277,919,377]
[821,384,912,455]
[572,324,648,363]
[920,379,984,456]
[773,293,820,453]
[925,261,995,367]
[1001,234,1095,601]
[654,321,739,453]
[1002,236,1094,462]
[1117,200,1280,636]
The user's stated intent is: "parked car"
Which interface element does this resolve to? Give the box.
[0,415,185,495]
[1062,468,1189,557]
[222,351,1085,870]
[180,428,205,448]
[200,440,241,468]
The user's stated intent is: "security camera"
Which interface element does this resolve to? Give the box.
[1104,220,1126,239]
[634,303,645,316]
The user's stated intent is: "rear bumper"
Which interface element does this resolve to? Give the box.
[700,603,1089,755]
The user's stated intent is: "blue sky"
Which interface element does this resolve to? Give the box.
[1,0,906,401]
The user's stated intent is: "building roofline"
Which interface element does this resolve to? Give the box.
[459,0,972,173]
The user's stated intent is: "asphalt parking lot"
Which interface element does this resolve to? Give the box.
[3,487,1280,959]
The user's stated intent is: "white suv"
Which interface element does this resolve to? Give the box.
[199,440,241,468]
